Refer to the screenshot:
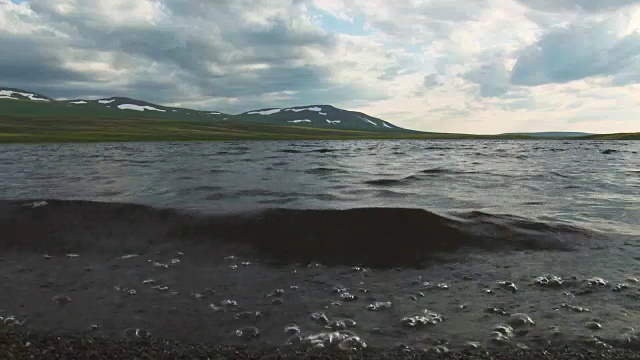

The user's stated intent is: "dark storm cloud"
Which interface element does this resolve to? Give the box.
[510,23,640,86]
[0,0,384,112]
[0,34,92,84]
[464,61,510,97]
[193,65,333,98]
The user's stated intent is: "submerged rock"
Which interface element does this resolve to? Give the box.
[326,320,348,331]
[234,311,263,322]
[484,307,509,316]
[124,328,150,339]
[267,289,285,297]
[534,275,563,287]
[587,277,609,287]
[507,313,535,328]
[367,301,392,311]
[497,281,518,292]
[284,324,300,335]
[401,309,444,328]
[220,299,238,307]
[612,283,629,292]
[586,321,603,330]
[340,292,357,302]
[52,295,72,306]
[332,286,347,294]
[490,324,514,343]
[235,326,260,339]
[290,331,366,351]
[561,303,590,313]
[310,312,330,325]
[1,315,24,327]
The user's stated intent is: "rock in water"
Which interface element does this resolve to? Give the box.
[52,295,72,306]
[507,313,535,327]
[235,326,260,339]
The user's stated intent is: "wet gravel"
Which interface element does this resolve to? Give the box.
[2,329,640,360]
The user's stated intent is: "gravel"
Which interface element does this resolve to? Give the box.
[2,329,640,360]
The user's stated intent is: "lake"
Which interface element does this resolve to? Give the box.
[0,140,638,351]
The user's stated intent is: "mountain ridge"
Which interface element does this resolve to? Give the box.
[501,132,593,138]
[1,86,637,140]
[0,87,411,133]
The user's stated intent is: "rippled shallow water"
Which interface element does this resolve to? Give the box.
[1,140,638,234]
[0,140,639,351]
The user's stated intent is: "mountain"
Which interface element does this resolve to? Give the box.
[236,105,412,132]
[61,96,230,121]
[3,87,633,140]
[0,88,52,102]
[501,132,593,138]
[0,87,411,133]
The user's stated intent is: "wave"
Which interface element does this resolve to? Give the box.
[420,168,449,174]
[307,148,339,154]
[549,171,572,179]
[364,175,421,186]
[0,200,593,269]
[304,167,349,175]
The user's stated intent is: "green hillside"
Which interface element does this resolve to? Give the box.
[0,87,637,142]
[577,132,640,140]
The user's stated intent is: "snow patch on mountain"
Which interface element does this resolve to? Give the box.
[210,112,221,115]
[287,119,312,123]
[98,99,115,104]
[284,107,322,112]
[326,119,341,124]
[382,123,393,129]
[70,101,88,104]
[319,112,327,116]
[247,109,281,115]
[117,104,166,112]
[0,90,49,101]
[359,116,378,126]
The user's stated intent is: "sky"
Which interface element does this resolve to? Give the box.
[1,0,640,134]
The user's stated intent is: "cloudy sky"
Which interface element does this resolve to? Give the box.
[1,0,640,133]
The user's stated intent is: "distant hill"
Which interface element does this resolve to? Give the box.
[577,132,640,140]
[236,105,414,133]
[0,87,412,133]
[61,96,230,121]
[501,132,593,138]
[1,86,637,141]
[0,88,52,102]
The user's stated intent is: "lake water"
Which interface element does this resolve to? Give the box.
[1,140,638,234]
[0,140,639,351]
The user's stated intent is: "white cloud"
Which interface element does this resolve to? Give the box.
[0,0,639,133]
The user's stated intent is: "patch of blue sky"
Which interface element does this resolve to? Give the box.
[309,5,369,37]
[321,14,368,36]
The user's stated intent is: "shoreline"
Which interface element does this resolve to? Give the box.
[1,199,638,353]
[2,329,639,360]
